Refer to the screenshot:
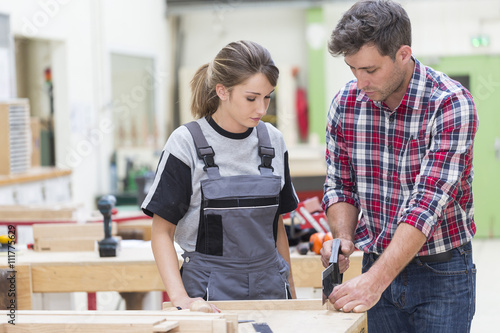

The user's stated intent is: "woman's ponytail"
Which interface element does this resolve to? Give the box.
[190,63,218,119]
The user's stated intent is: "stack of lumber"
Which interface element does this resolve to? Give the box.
[164,299,367,333]
[0,300,367,332]
[0,310,238,332]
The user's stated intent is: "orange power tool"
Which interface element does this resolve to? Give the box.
[296,232,333,255]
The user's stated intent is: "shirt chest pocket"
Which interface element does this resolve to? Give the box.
[397,136,427,186]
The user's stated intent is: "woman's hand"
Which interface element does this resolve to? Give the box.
[174,296,221,313]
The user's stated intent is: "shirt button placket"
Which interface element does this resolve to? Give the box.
[385,112,395,211]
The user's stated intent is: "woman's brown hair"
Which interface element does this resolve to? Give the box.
[190,40,279,119]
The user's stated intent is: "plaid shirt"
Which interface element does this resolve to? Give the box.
[322,58,478,256]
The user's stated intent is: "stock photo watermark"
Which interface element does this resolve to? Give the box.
[5,226,16,325]
[474,74,500,101]
[21,0,74,37]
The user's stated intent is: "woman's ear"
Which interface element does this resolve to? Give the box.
[216,84,228,101]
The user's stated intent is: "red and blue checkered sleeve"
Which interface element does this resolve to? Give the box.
[398,88,478,246]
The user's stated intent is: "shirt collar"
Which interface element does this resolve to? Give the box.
[356,56,426,111]
[206,116,253,139]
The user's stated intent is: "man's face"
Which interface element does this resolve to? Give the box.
[345,44,407,106]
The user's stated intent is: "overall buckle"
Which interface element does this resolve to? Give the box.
[258,146,275,171]
[197,146,218,171]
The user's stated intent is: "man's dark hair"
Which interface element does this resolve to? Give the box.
[328,0,411,59]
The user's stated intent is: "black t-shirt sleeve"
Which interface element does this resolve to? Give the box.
[142,152,192,224]
[278,151,299,214]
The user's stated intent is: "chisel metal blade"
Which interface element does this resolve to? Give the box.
[322,238,343,305]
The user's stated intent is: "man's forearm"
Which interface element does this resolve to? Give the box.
[367,222,427,289]
[326,202,360,240]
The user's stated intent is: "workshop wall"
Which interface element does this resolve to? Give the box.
[0,0,169,211]
[1,0,498,225]
[177,7,308,88]
[324,0,500,115]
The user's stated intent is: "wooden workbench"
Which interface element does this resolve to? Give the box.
[0,300,367,332]
[5,244,362,310]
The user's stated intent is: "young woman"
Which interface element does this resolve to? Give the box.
[142,40,298,311]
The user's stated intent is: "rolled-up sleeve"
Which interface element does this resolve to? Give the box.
[398,90,478,239]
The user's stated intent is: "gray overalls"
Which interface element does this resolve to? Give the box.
[180,121,291,301]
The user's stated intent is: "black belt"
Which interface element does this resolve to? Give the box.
[371,249,454,264]
[410,249,453,264]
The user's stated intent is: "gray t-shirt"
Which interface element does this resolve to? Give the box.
[142,117,298,252]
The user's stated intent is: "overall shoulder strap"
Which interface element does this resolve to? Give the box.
[184,121,221,179]
[256,121,275,176]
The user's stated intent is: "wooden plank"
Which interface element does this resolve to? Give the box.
[33,222,117,239]
[3,310,237,333]
[1,315,176,333]
[0,167,72,186]
[159,310,237,332]
[32,222,118,252]
[33,238,97,252]
[117,219,152,241]
[31,263,164,293]
[163,300,367,333]
[236,309,366,333]
[0,204,79,221]
[0,305,365,333]
[164,299,325,311]
[15,265,32,310]
[18,246,361,292]
[154,316,229,333]
[0,265,32,310]
[291,251,363,288]
[17,247,157,265]
[153,322,180,332]
[165,300,367,333]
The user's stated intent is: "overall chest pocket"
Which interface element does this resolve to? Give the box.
[197,175,281,258]
[398,136,427,186]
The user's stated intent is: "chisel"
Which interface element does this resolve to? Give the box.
[322,238,343,305]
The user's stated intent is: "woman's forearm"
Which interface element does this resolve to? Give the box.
[276,215,296,298]
[151,214,189,305]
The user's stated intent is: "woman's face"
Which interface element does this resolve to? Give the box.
[214,73,275,133]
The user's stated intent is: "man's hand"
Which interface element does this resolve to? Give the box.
[325,223,427,313]
[320,238,355,274]
[328,270,384,313]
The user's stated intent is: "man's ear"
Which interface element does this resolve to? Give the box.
[216,84,228,100]
[397,45,412,65]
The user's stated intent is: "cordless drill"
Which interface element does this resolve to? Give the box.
[97,195,118,257]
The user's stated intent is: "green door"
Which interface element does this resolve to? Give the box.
[426,55,500,238]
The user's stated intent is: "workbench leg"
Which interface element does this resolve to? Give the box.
[87,292,97,310]
[119,292,146,310]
